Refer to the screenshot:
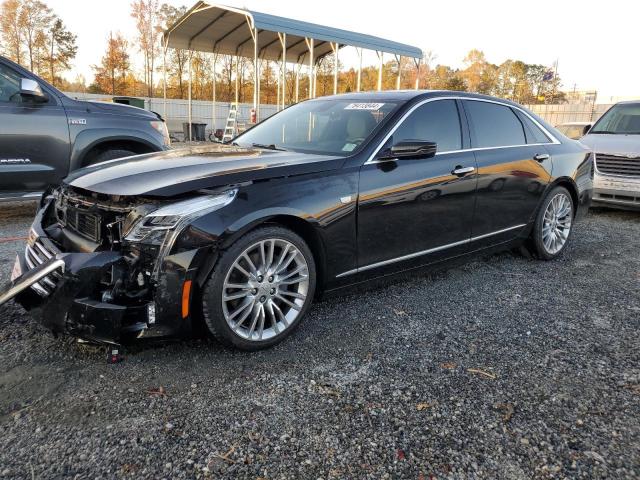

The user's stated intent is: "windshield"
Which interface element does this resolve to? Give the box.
[590,103,640,134]
[234,99,400,156]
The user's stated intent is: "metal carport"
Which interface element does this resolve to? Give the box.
[163,2,422,135]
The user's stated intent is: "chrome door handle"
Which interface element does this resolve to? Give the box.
[452,166,475,176]
[533,153,550,162]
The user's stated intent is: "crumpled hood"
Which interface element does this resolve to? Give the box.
[64,144,344,197]
[580,134,640,156]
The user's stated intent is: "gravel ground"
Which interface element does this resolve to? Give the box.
[0,202,638,479]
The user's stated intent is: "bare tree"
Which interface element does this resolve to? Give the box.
[157,3,188,98]
[131,0,160,96]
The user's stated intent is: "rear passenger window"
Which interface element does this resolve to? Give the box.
[465,101,526,148]
[392,100,462,152]
[516,111,552,144]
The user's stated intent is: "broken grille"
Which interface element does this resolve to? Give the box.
[24,239,63,297]
[63,207,101,242]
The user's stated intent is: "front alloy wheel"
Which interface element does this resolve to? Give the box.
[222,238,309,341]
[202,226,316,350]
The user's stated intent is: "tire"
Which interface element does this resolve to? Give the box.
[88,149,137,166]
[202,226,316,351]
[525,185,574,260]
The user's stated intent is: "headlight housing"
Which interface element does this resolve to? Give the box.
[150,120,171,146]
[125,190,237,277]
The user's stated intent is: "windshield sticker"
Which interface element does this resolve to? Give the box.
[342,143,357,152]
[344,103,385,111]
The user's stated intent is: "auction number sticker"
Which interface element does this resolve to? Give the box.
[344,103,385,110]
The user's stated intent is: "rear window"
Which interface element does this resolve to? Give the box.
[516,111,552,143]
[465,101,526,148]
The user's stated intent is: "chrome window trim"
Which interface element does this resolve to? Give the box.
[365,96,560,165]
[336,223,527,278]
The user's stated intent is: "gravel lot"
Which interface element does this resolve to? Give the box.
[0,202,638,479]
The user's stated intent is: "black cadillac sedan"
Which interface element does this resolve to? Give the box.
[1,91,593,351]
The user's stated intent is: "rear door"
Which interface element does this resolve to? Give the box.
[461,99,554,245]
[0,60,70,194]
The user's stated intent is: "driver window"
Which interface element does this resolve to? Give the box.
[392,100,462,152]
[0,64,23,103]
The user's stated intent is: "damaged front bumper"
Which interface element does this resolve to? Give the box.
[1,202,206,345]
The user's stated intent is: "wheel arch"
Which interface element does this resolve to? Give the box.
[70,129,162,170]
[549,176,580,217]
[198,211,329,296]
[78,138,157,167]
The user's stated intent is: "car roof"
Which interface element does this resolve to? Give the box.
[314,90,526,107]
[613,100,640,105]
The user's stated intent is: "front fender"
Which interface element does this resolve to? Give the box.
[70,128,164,170]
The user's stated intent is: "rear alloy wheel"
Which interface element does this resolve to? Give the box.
[527,186,574,260]
[202,226,316,350]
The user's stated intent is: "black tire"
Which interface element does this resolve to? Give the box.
[202,225,316,351]
[88,149,137,166]
[524,185,574,260]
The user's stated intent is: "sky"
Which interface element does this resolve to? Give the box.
[46,0,636,101]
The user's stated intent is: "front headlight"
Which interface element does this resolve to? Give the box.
[150,120,171,146]
[125,190,237,278]
[125,190,237,245]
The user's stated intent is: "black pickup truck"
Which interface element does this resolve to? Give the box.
[0,55,170,201]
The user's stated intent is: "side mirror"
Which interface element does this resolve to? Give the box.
[379,140,437,160]
[582,124,592,136]
[20,78,48,102]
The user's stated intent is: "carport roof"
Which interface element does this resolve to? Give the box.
[163,2,423,64]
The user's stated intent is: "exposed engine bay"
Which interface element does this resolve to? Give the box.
[45,187,161,307]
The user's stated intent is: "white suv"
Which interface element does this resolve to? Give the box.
[580,101,640,209]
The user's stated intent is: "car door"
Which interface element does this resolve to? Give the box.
[356,99,478,274]
[0,61,70,194]
[461,99,554,245]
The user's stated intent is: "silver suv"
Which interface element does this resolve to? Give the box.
[580,101,640,209]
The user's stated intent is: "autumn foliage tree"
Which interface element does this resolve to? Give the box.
[0,0,77,86]
[1,0,566,104]
[91,32,131,95]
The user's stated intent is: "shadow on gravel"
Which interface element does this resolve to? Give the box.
[0,204,639,479]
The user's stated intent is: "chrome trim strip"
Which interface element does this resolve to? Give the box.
[0,259,65,306]
[335,223,527,278]
[469,224,527,241]
[365,96,560,165]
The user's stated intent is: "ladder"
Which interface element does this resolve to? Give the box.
[222,103,238,142]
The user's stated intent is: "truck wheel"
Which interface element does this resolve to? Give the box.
[88,149,137,165]
[202,226,316,351]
